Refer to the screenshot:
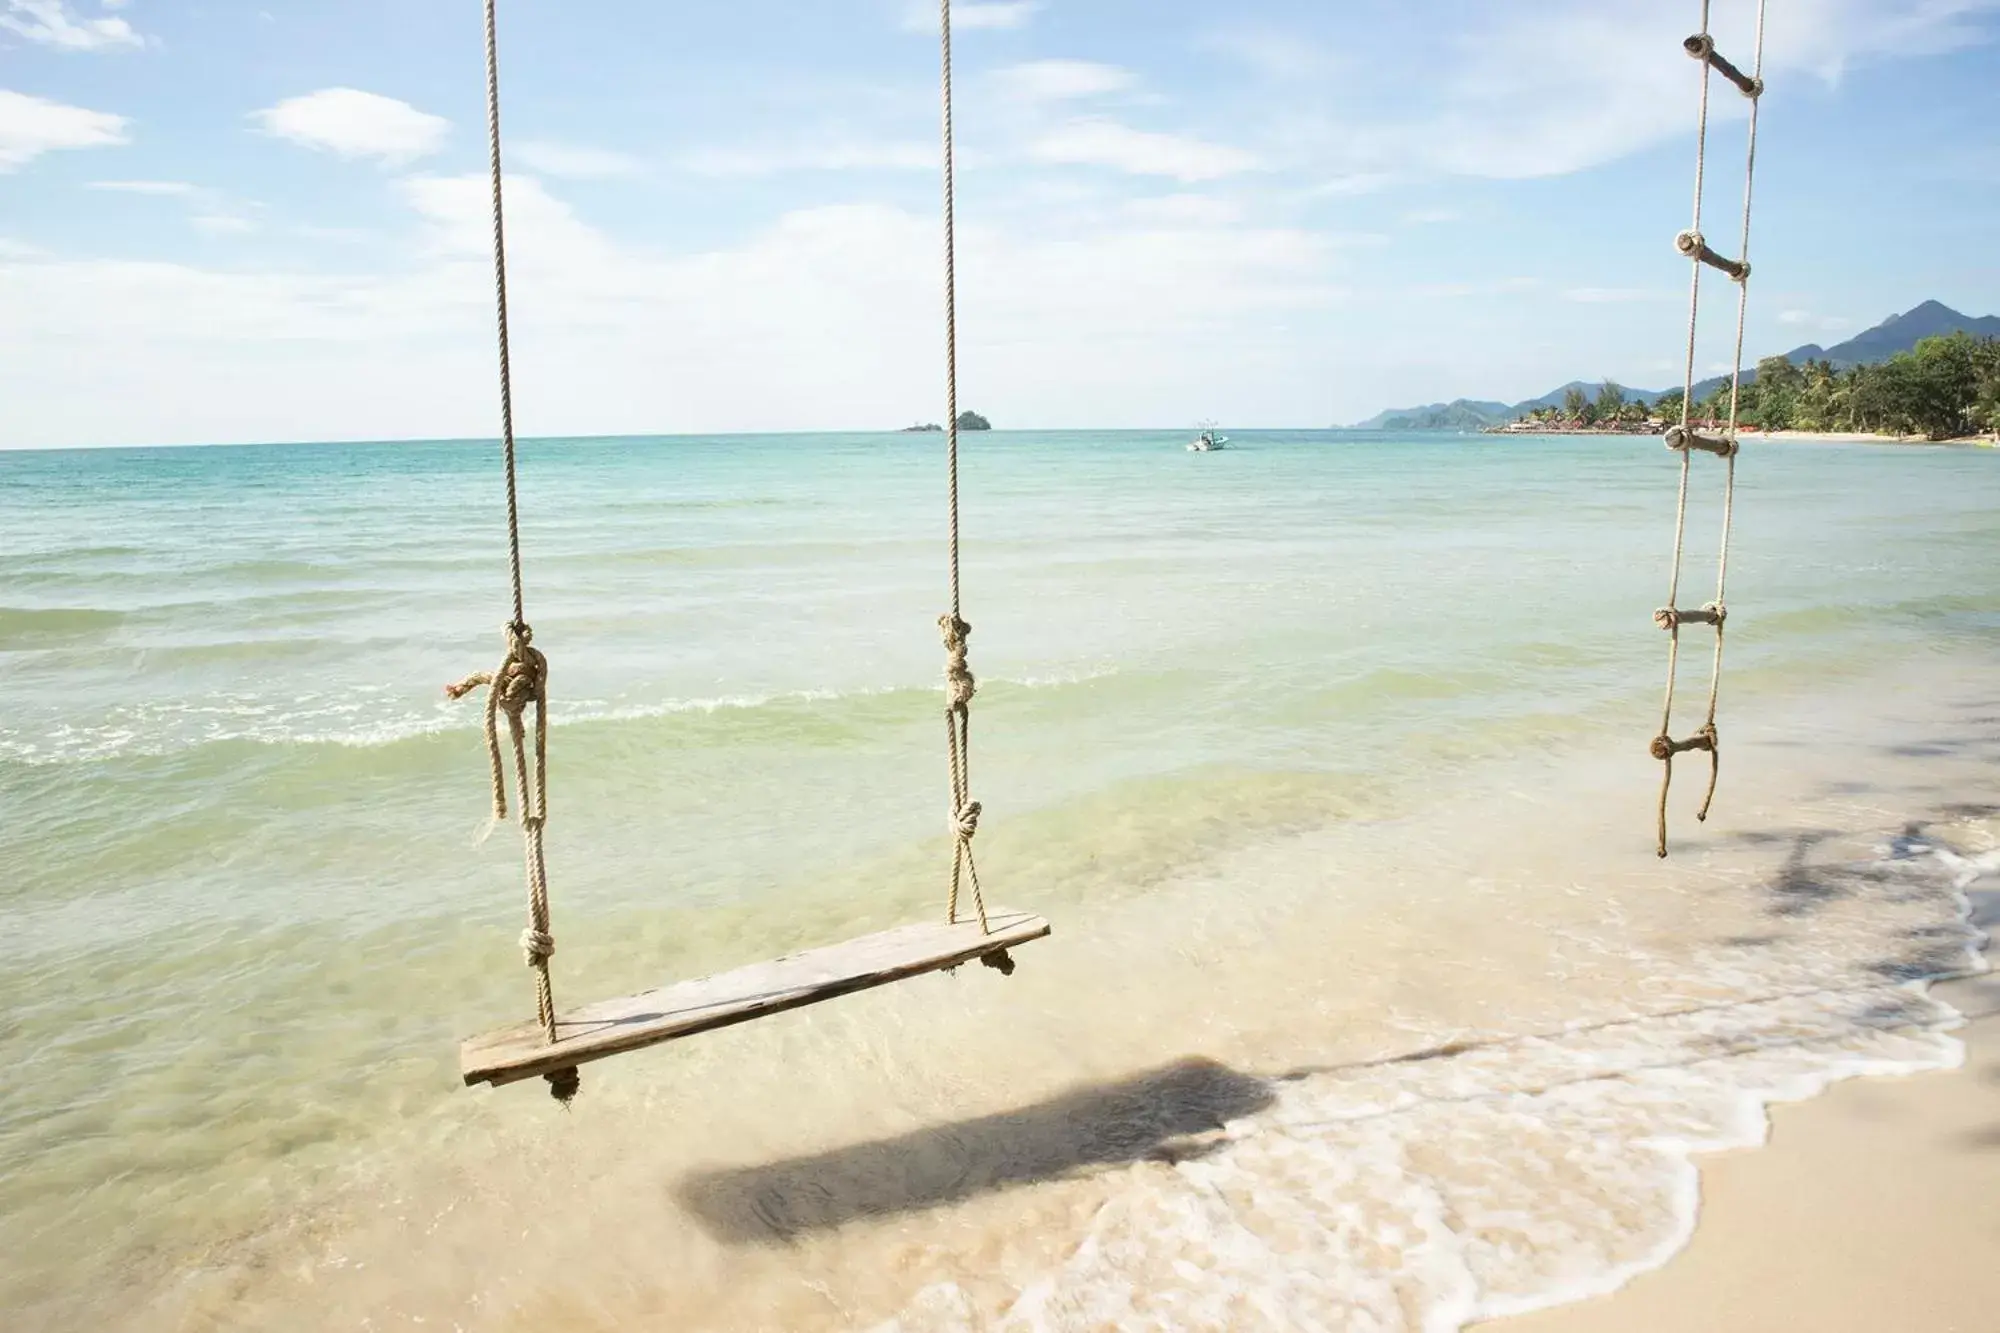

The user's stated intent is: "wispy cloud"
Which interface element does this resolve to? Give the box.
[1201,27,1342,79]
[1,171,1350,445]
[0,89,127,171]
[513,140,645,180]
[903,1,1042,32]
[994,59,1133,102]
[190,211,257,236]
[1309,172,1393,197]
[1122,193,1244,227]
[1562,287,1670,303]
[252,89,448,166]
[1,0,141,51]
[1408,277,1541,299]
[676,140,933,176]
[1274,0,2000,184]
[88,176,260,235]
[1777,309,1857,333]
[1030,118,1259,182]
[88,178,193,195]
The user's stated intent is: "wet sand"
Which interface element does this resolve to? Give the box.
[1491,929,2000,1333]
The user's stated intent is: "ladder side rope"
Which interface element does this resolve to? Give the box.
[1654,0,1767,859]
[1707,0,1767,730]
[447,0,577,1104]
[936,0,1009,975]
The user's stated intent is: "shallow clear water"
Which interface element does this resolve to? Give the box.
[3,430,1997,1331]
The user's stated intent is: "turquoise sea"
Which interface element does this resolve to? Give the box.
[3,429,1998,1331]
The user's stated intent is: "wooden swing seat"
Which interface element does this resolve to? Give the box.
[460,908,1050,1088]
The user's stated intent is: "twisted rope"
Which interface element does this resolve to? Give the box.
[453,0,575,1102]
[935,0,1009,976]
[1654,0,1766,859]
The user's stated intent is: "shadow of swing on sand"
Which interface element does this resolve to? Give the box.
[675,1056,1273,1243]
[677,828,2000,1244]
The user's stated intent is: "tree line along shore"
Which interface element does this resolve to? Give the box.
[1491,332,2000,443]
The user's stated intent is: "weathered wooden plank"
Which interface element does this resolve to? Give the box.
[461,909,1051,1088]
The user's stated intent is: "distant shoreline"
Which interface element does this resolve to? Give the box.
[1756,428,1998,446]
[1482,424,1999,447]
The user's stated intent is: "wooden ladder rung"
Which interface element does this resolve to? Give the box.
[1683,34,1763,98]
[1655,603,1725,630]
[1664,424,1738,457]
[1674,230,1750,282]
[1651,728,1717,760]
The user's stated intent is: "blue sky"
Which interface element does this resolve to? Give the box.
[2,0,1997,447]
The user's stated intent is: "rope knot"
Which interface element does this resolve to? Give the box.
[493,627,547,723]
[1649,734,1675,761]
[1654,607,1680,630]
[1682,33,1714,60]
[939,613,976,710]
[448,622,551,825]
[519,928,554,966]
[952,800,982,840]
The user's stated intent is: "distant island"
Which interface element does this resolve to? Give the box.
[1353,300,2000,442]
[901,411,991,432]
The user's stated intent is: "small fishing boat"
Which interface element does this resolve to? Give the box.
[1187,422,1228,452]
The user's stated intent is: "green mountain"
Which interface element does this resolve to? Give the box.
[1351,301,2000,428]
[1352,399,1514,430]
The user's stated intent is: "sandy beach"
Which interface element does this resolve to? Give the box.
[1492,959,2000,1333]
[1756,428,2000,447]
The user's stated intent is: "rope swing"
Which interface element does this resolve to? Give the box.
[447,0,579,1104]
[452,0,1045,1097]
[1652,0,1768,858]
[935,0,1009,971]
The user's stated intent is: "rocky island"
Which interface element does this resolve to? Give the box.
[899,411,991,432]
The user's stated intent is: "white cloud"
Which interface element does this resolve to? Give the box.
[1202,28,1342,80]
[1,0,140,50]
[191,211,257,236]
[955,0,1039,27]
[1776,309,1856,333]
[1562,287,1669,303]
[1030,118,1259,182]
[0,173,1352,446]
[1271,0,2000,184]
[995,59,1133,102]
[1402,208,1460,225]
[0,89,127,171]
[1309,172,1393,196]
[1123,194,1244,227]
[85,176,260,236]
[252,88,448,166]
[513,140,644,179]
[88,178,193,194]
[1408,277,1540,300]
[676,140,933,176]
[903,1,1041,32]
